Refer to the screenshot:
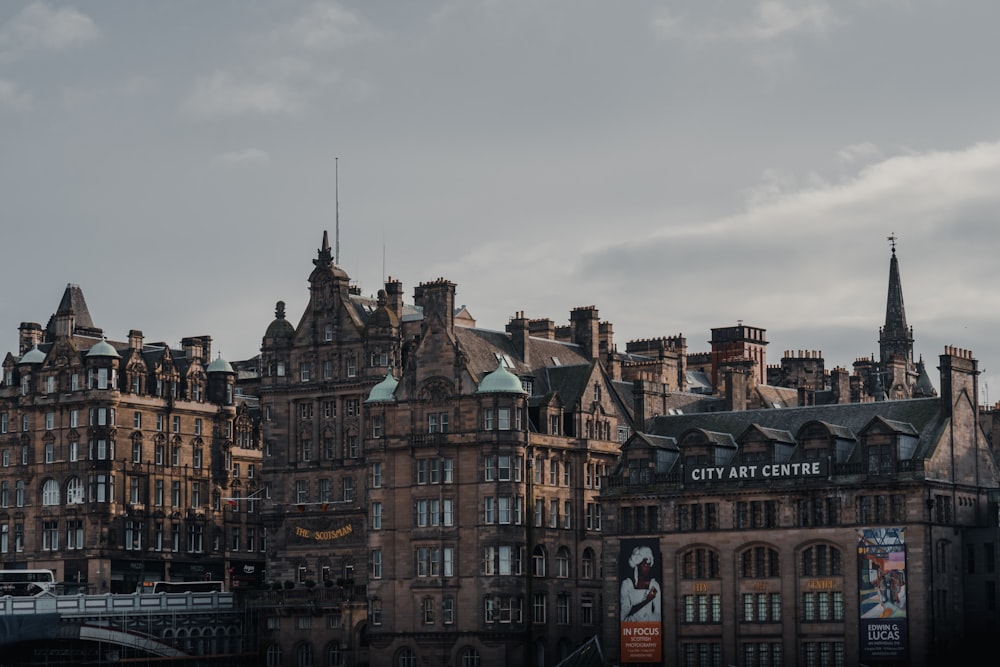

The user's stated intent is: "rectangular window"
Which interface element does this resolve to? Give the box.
[67,520,83,550]
[372,502,382,530]
[343,478,354,502]
[372,549,383,579]
[557,594,570,624]
[124,520,142,551]
[372,462,382,488]
[172,416,181,433]
[533,593,547,624]
[43,520,59,550]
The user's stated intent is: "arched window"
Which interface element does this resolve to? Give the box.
[581,547,595,579]
[739,545,780,578]
[66,477,84,504]
[397,647,417,667]
[556,546,571,578]
[801,544,842,577]
[680,547,720,579]
[461,647,481,667]
[42,479,60,505]
[266,643,283,667]
[296,642,314,667]
[327,642,343,666]
[532,545,547,577]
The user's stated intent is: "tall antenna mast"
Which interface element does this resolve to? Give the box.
[335,157,340,265]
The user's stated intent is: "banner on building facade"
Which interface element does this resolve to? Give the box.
[686,459,827,483]
[619,537,663,664]
[294,523,353,542]
[857,527,909,663]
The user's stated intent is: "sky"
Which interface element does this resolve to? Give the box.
[3,1,1000,401]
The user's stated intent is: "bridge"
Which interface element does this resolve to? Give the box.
[0,591,256,666]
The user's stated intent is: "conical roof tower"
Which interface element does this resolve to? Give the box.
[879,236,914,366]
[878,235,917,399]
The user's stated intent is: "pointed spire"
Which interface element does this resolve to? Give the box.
[879,234,915,378]
[883,238,908,338]
[314,230,334,269]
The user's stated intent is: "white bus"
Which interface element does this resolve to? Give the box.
[0,569,56,596]
[138,580,225,594]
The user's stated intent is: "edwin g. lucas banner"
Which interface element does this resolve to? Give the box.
[857,527,909,663]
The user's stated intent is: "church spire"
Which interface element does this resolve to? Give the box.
[883,235,908,336]
[878,234,916,399]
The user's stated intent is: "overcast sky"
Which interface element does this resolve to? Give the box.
[3,1,1000,400]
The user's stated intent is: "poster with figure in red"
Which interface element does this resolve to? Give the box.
[619,538,663,664]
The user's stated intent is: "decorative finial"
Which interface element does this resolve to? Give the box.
[887,233,897,254]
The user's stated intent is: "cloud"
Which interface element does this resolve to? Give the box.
[180,69,304,119]
[212,148,271,167]
[276,1,378,51]
[572,140,1000,343]
[652,1,842,43]
[837,141,883,166]
[0,79,31,111]
[116,75,154,97]
[0,1,98,59]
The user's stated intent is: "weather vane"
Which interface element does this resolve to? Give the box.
[887,233,897,253]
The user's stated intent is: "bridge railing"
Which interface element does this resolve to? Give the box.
[0,591,234,616]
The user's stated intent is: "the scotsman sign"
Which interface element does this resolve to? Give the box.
[686,459,828,483]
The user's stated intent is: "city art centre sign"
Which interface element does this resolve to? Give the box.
[686,460,827,483]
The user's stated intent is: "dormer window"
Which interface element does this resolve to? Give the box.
[867,444,893,475]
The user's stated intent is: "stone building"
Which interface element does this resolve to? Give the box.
[597,244,999,667]
[601,345,999,666]
[253,233,646,666]
[0,284,262,594]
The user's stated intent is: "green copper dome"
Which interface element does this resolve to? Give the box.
[19,345,45,365]
[207,356,235,374]
[365,372,399,403]
[86,339,120,358]
[476,361,526,394]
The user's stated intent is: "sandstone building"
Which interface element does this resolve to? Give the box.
[0,285,263,595]
[254,233,644,666]
[598,244,998,667]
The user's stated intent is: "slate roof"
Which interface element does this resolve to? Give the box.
[646,397,945,460]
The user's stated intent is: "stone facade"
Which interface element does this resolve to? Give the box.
[254,234,640,666]
[0,284,263,594]
[600,346,1000,667]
